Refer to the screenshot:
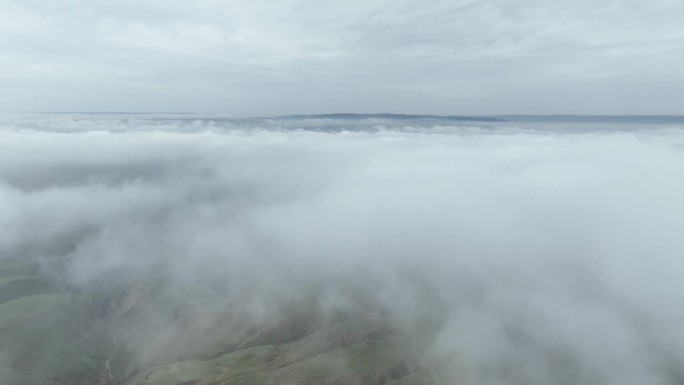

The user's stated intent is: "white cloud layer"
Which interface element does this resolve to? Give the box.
[2,115,684,383]
[0,1,683,114]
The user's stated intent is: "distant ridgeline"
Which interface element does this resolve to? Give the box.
[497,115,684,124]
[17,112,684,126]
[275,113,504,122]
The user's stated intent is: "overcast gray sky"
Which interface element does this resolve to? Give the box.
[1,0,683,115]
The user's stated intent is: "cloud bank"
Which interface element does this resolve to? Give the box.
[2,115,684,384]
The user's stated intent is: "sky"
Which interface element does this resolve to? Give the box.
[1,0,683,114]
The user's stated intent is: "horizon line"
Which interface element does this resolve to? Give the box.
[2,111,684,118]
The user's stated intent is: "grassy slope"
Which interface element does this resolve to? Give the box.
[0,259,440,385]
[0,294,70,331]
[0,259,98,384]
[123,321,426,385]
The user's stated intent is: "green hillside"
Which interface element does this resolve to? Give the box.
[0,258,443,385]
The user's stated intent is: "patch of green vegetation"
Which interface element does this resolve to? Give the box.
[121,320,425,385]
[0,262,444,385]
[0,294,69,331]
[386,369,434,385]
[0,276,60,305]
[0,368,59,385]
[0,261,41,278]
[0,275,34,286]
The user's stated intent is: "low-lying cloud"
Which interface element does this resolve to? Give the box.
[2,115,684,384]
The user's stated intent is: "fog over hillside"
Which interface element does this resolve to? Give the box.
[1,115,684,384]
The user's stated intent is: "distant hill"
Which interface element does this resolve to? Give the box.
[276,113,504,122]
[496,115,684,124]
